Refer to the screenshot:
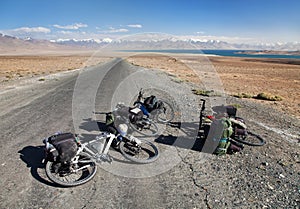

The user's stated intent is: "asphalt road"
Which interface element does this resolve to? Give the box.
[0,58,299,209]
[0,59,209,209]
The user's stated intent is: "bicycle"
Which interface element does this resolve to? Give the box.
[43,131,159,187]
[199,99,266,146]
[134,88,175,123]
[97,103,159,137]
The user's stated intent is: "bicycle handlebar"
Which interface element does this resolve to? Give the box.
[93,111,112,115]
[138,88,144,96]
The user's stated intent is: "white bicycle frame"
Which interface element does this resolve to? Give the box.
[72,131,142,165]
[75,132,117,163]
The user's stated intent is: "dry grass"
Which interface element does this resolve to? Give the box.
[0,53,299,118]
[210,56,300,118]
[0,55,111,82]
[127,54,201,83]
[126,54,300,118]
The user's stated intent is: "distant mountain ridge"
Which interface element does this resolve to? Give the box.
[1,33,299,53]
[0,33,77,54]
[50,36,300,50]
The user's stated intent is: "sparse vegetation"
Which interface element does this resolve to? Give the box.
[5,74,13,79]
[167,72,177,77]
[232,92,253,98]
[233,92,283,101]
[171,77,184,83]
[0,54,297,117]
[254,92,283,101]
[192,89,213,96]
[0,56,110,84]
[232,92,283,101]
[191,89,224,97]
[38,78,45,81]
[165,72,184,83]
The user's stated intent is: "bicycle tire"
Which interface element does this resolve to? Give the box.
[232,131,266,146]
[119,139,159,164]
[155,100,175,123]
[45,152,97,187]
[130,120,159,136]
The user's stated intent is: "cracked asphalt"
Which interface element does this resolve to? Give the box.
[0,59,299,208]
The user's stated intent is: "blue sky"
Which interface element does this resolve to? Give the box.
[0,0,299,43]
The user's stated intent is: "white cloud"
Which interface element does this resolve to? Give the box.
[127,24,142,28]
[0,26,51,38]
[55,30,88,38]
[53,23,88,30]
[12,27,51,33]
[111,28,129,33]
[100,28,129,33]
[58,30,73,34]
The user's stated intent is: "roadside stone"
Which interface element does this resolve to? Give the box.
[279,174,285,178]
[267,182,274,190]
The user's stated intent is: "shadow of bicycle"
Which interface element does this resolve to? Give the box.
[154,121,216,153]
[18,145,57,187]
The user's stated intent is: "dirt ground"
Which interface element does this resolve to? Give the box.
[126,54,300,119]
[0,55,112,82]
[0,53,299,118]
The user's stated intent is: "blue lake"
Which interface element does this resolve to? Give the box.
[123,49,300,59]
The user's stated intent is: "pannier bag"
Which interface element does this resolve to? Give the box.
[213,118,233,155]
[144,95,157,111]
[47,132,78,163]
[154,100,164,110]
[106,113,115,126]
[129,107,144,123]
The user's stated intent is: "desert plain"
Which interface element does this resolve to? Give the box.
[0,52,299,118]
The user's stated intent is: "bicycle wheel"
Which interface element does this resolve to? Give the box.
[119,139,159,164]
[45,152,97,187]
[130,120,159,136]
[155,100,175,123]
[232,131,265,146]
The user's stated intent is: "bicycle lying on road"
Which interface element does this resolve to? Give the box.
[43,131,159,187]
[199,99,266,146]
[96,103,159,137]
[133,88,175,124]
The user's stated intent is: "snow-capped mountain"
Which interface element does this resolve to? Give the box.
[1,33,299,52]
[50,38,113,45]
[0,33,78,53]
[49,37,300,50]
[47,38,300,50]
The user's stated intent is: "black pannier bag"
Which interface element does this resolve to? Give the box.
[48,132,78,163]
[144,95,157,111]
